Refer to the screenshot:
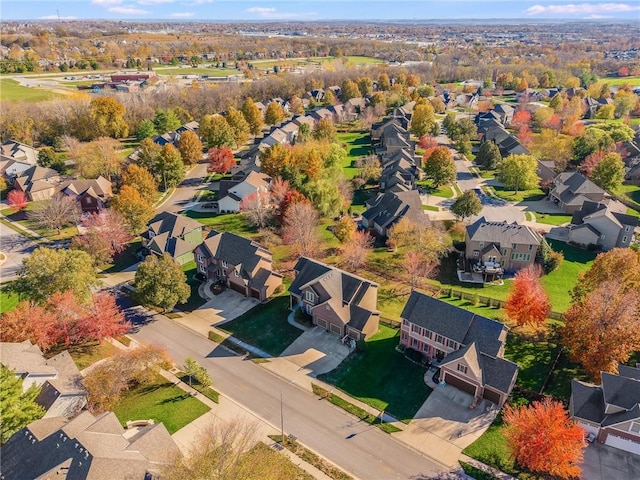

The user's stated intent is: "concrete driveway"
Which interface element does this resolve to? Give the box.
[278,326,351,377]
[177,290,259,336]
[582,442,640,480]
[394,379,497,468]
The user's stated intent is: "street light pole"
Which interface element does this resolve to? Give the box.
[280,391,284,443]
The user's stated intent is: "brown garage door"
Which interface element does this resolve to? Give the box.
[230,282,246,295]
[444,372,477,396]
[330,323,342,336]
[483,388,502,405]
[250,288,261,300]
[316,318,328,330]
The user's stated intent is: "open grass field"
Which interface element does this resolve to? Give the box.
[218,296,303,356]
[337,131,371,179]
[0,78,62,102]
[113,372,210,434]
[319,325,432,422]
[604,75,640,86]
[183,211,258,238]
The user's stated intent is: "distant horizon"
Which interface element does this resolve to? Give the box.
[3,1,640,22]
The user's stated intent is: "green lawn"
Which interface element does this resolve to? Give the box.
[603,75,640,86]
[350,187,377,214]
[422,205,439,211]
[0,286,20,314]
[416,180,454,198]
[318,325,432,422]
[504,332,557,394]
[344,56,384,65]
[242,442,315,480]
[336,131,372,179]
[532,212,573,226]
[462,416,520,477]
[180,260,207,312]
[183,211,258,238]
[616,183,640,204]
[491,186,545,202]
[113,372,210,434]
[217,296,303,356]
[0,78,62,102]
[101,238,142,273]
[541,240,595,312]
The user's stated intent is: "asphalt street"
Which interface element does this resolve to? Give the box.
[116,293,448,480]
[0,221,38,282]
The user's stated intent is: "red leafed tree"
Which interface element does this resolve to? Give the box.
[207,147,236,174]
[269,176,291,209]
[503,398,586,480]
[72,209,132,265]
[7,190,28,213]
[511,109,532,130]
[504,265,550,330]
[342,230,373,270]
[562,280,640,380]
[417,134,438,150]
[282,201,320,258]
[516,125,534,149]
[580,150,606,177]
[618,66,630,77]
[278,188,307,222]
[0,291,128,351]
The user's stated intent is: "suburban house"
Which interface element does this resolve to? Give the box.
[217,170,271,213]
[568,201,638,250]
[289,257,380,341]
[570,365,640,454]
[13,165,62,201]
[379,155,420,193]
[362,190,426,237]
[371,118,409,142]
[400,291,518,407]
[537,159,557,183]
[464,217,542,277]
[142,212,203,265]
[1,410,180,480]
[549,172,608,214]
[194,231,282,302]
[0,140,38,180]
[55,176,113,214]
[0,341,87,418]
[492,103,514,126]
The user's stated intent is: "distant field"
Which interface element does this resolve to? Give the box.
[0,78,61,102]
[345,56,384,65]
[154,67,240,76]
[604,75,640,86]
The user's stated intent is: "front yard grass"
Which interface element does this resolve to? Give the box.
[242,442,315,480]
[416,180,454,198]
[113,372,210,434]
[45,340,119,370]
[532,212,572,226]
[179,260,207,312]
[101,238,142,273]
[217,296,303,356]
[350,187,376,214]
[491,186,545,202]
[318,325,432,422]
[0,285,20,314]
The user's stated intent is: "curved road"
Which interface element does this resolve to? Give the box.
[120,294,447,480]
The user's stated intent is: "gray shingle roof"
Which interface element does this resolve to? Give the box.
[602,370,640,410]
[362,190,426,232]
[570,379,606,423]
[146,211,201,240]
[466,217,542,247]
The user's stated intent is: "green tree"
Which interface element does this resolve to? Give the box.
[258,143,289,178]
[225,107,250,147]
[334,216,356,242]
[549,93,563,111]
[156,144,185,190]
[89,96,128,139]
[177,130,203,165]
[15,247,99,304]
[183,357,200,387]
[134,253,190,312]
[476,141,502,170]
[153,108,181,133]
[0,365,45,443]
[451,190,482,220]
[443,112,457,133]
[200,114,235,149]
[263,102,285,126]
[613,90,636,118]
[340,79,361,102]
[111,185,154,235]
[572,127,614,163]
[423,146,456,187]
[241,97,264,136]
[136,137,162,173]
[122,164,158,204]
[410,102,437,138]
[322,89,337,106]
[591,152,625,191]
[312,118,337,143]
[37,146,57,168]
[496,154,540,193]
[136,119,156,141]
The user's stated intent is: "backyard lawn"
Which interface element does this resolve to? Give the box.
[318,325,432,422]
[113,372,210,434]
[350,187,376,214]
[491,186,545,203]
[337,131,372,179]
[217,296,303,356]
[183,211,259,238]
[0,286,19,314]
[101,238,142,273]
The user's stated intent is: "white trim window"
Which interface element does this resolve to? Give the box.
[221,260,228,268]
[234,270,239,277]
[199,264,206,273]
[197,254,204,263]
[622,236,628,243]
[305,291,315,302]
[630,422,640,434]
[457,363,468,374]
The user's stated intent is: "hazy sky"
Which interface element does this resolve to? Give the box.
[3,0,640,21]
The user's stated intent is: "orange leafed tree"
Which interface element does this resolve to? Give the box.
[503,398,586,479]
[511,109,532,130]
[207,147,235,174]
[504,266,550,330]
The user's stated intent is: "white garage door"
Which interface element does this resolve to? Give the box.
[605,434,640,455]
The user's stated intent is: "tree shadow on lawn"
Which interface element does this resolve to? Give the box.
[546,238,596,264]
[504,332,556,394]
[319,331,431,422]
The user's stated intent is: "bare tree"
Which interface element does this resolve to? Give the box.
[240,189,273,228]
[403,250,439,288]
[282,202,320,258]
[28,194,81,234]
[343,230,373,270]
[162,417,259,480]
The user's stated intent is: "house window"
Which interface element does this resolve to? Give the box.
[600,234,605,240]
[622,236,628,243]
[222,260,228,268]
[630,422,640,434]
[234,271,239,277]
[197,254,204,263]
[457,364,468,374]
[435,334,444,344]
[426,330,433,339]
[502,249,507,256]
[625,225,631,232]
[199,264,206,273]
[512,243,516,249]
[447,339,456,349]
[412,338,419,348]
[422,343,428,352]
[528,244,533,251]
[305,291,314,302]
[402,332,408,341]
[479,242,484,248]
[86,197,92,204]
[411,324,420,333]
[473,251,479,257]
